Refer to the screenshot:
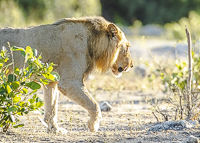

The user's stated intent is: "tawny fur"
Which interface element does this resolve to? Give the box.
[0,16,133,133]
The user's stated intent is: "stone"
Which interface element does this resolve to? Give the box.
[100,101,112,112]
[182,135,199,143]
[149,120,194,132]
[134,64,147,78]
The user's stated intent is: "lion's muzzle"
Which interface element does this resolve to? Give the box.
[118,67,123,72]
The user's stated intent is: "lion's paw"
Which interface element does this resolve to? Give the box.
[47,125,68,135]
[88,117,101,132]
[88,120,99,132]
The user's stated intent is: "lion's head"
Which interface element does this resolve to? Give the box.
[106,23,133,77]
[111,43,133,77]
[86,17,133,77]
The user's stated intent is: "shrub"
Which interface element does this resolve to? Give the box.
[147,42,200,121]
[151,52,200,92]
[0,46,59,132]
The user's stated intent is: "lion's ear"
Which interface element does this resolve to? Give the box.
[107,23,118,39]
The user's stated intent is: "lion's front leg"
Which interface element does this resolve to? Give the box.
[43,82,67,134]
[58,80,102,132]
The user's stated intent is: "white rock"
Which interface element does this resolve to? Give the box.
[182,135,199,143]
[100,101,112,111]
[188,120,198,126]
[149,120,194,132]
[134,64,147,78]
[179,120,193,128]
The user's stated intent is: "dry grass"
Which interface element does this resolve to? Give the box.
[0,71,199,142]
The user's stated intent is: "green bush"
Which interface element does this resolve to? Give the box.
[0,46,59,132]
[147,46,200,121]
[150,51,200,92]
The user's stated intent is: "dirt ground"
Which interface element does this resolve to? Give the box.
[1,73,200,143]
[0,37,200,143]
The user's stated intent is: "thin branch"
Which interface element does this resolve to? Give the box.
[152,111,159,122]
[185,26,192,92]
[155,109,169,121]
[185,26,192,119]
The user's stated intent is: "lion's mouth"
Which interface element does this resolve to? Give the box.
[112,70,122,78]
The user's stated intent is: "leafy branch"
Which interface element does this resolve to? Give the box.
[0,46,60,132]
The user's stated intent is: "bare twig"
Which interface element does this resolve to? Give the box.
[155,109,169,121]
[186,26,192,92]
[152,111,159,122]
[185,26,192,119]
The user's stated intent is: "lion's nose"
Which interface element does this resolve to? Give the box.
[131,62,134,68]
[118,67,123,72]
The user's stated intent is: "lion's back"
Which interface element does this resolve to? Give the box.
[0,17,112,76]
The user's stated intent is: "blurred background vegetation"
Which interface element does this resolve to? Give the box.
[101,0,200,25]
[0,0,200,40]
[0,0,101,27]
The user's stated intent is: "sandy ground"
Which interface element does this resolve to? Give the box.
[1,87,199,143]
[0,37,199,143]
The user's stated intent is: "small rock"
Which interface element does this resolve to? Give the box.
[149,120,194,132]
[179,120,193,128]
[188,120,198,126]
[182,135,199,143]
[100,101,112,111]
[134,64,147,78]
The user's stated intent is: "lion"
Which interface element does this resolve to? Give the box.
[0,16,133,133]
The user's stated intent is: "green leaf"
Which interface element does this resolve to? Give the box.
[0,89,6,95]
[13,96,21,103]
[36,101,43,108]
[7,106,18,113]
[0,59,5,63]
[47,66,53,72]
[26,46,33,59]
[4,99,12,103]
[43,72,60,81]
[0,63,3,69]
[29,98,35,104]
[26,82,41,90]
[40,79,49,85]
[19,101,25,107]
[11,81,20,89]
[4,57,9,62]
[13,124,24,128]
[22,88,28,94]
[6,85,12,94]
[11,46,25,52]
[8,74,17,82]
[42,73,55,81]
[30,89,37,94]
[14,67,20,75]
[51,72,60,81]
[32,49,38,57]
[20,51,25,57]
[5,69,9,74]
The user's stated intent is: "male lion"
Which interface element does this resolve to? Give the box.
[0,16,133,133]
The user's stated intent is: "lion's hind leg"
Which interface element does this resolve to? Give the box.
[43,82,68,134]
